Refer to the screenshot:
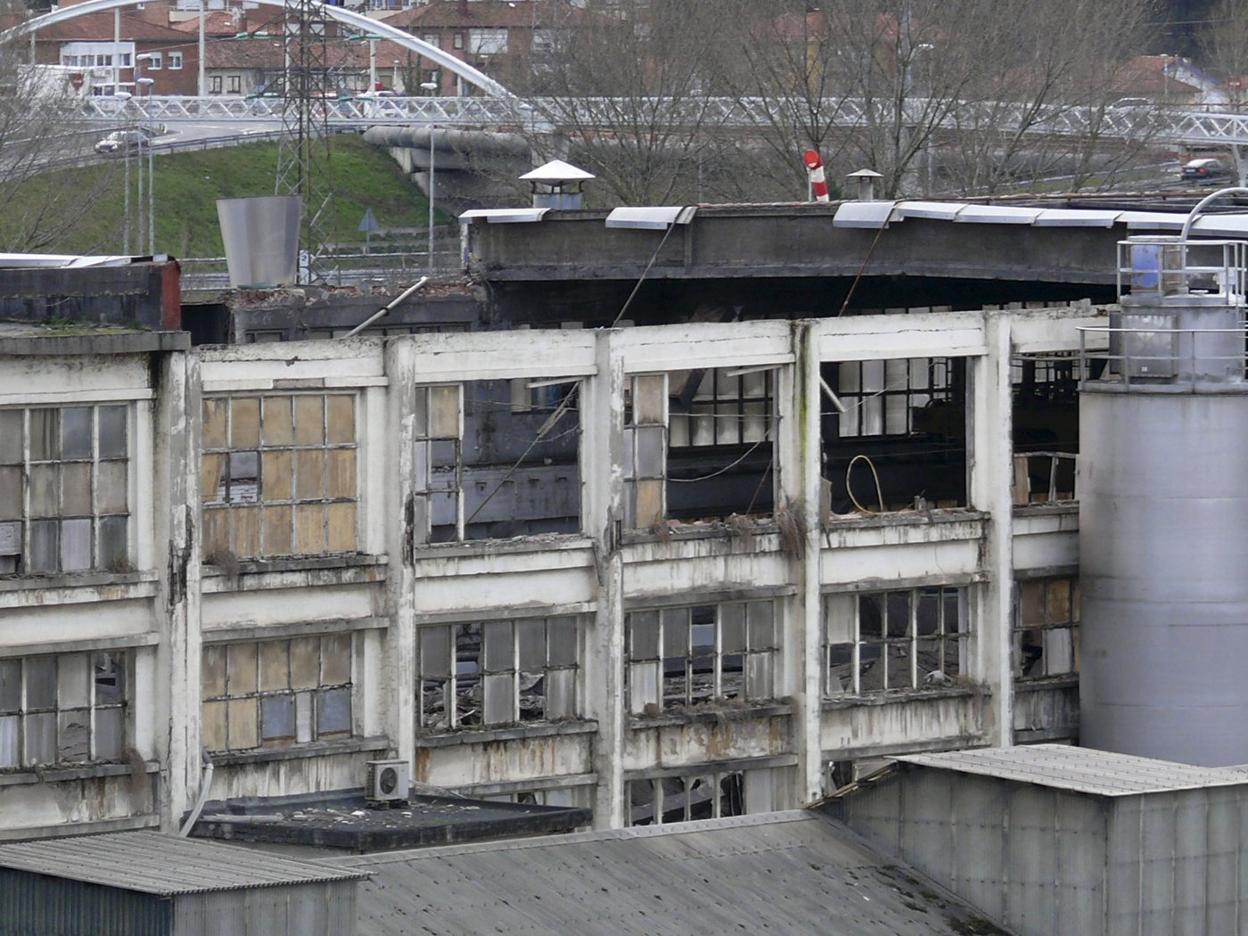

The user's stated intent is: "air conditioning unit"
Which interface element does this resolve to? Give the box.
[365,759,409,806]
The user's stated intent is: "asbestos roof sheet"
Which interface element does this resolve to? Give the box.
[0,831,367,896]
[459,208,549,223]
[605,206,698,229]
[893,744,1248,797]
[337,811,1004,935]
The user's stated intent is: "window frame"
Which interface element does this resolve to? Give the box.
[227,74,241,94]
[625,599,778,714]
[0,650,129,768]
[210,75,222,94]
[169,51,183,70]
[0,404,132,576]
[626,769,745,827]
[825,586,967,695]
[835,357,956,439]
[200,634,354,753]
[200,392,360,561]
[416,616,581,730]
[1013,576,1079,680]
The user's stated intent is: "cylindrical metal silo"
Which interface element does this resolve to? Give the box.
[1079,236,1248,766]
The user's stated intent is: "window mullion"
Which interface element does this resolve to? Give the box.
[910,589,919,689]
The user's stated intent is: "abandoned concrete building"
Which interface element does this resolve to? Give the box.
[2,194,1243,843]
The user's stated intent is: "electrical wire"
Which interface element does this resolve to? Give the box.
[667,436,770,483]
[845,453,885,513]
[611,221,679,327]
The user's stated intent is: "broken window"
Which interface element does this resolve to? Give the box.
[1014,576,1079,679]
[624,368,776,530]
[1012,352,1079,505]
[625,600,777,715]
[0,405,130,575]
[411,381,582,544]
[200,634,353,753]
[626,770,747,826]
[201,394,358,561]
[0,650,128,768]
[825,586,966,695]
[481,787,584,808]
[417,616,580,730]
[821,358,967,515]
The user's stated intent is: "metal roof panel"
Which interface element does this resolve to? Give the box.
[832,201,897,228]
[893,744,1248,797]
[0,832,367,896]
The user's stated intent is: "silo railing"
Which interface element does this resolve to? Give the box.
[1078,324,1248,387]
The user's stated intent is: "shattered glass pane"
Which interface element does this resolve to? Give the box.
[57,708,91,762]
[886,592,911,638]
[917,589,941,636]
[227,451,259,504]
[420,679,450,729]
[94,652,125,706]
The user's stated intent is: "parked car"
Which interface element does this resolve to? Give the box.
[1180,157,1232,184]
[92,124,166,155]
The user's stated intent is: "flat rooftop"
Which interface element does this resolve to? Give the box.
[192,791,592,853]
[892,744,1248,797]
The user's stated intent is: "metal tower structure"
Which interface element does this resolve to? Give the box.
[275,0,334,283]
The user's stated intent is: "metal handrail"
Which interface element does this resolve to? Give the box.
[1078,324,1248,388]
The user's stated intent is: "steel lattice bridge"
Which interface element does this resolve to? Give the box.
[74,94,1248,148]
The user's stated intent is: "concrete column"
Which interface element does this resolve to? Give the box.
[154,350,202,831]
[969,310,1015,747]
[583,330,625,828]
[384,339,419,772]
[782,320,824,805]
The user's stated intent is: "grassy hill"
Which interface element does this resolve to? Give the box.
[0,134,449,258]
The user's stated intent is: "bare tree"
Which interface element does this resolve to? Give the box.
[0,26,122,252]
[504,0,738,206]
[1199,0,1248,109]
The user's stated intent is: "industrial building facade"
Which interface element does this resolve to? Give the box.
[0,299,1094,840]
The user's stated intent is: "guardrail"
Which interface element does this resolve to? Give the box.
[180,244,462,292]
[1078,324,1248,387]
[34,129,286,174]
[71,94,1248,146]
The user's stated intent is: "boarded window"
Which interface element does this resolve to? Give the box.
[0,650,128,768]
[0,405,130,575]
[201,394,358,560]
[417,616,580,730]
[1014,576,1079,679]
[201,634,354,753]
[625,599,778,714]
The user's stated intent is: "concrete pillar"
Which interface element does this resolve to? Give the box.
[384,339,419,773]
[583,330,625,828]
[968,310,1015,747]
[784,320,824,805]
[154,350,202,831]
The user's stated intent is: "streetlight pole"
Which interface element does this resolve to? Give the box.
[136,71,156,254]
[420,81,439,274]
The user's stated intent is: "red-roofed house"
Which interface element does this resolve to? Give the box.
[380,0,545,95]
[30,11,200,95]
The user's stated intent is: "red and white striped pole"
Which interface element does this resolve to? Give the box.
[804,149,829,202]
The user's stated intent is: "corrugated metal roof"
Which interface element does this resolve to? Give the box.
[893,744,1248,797]
[0,832,367,896]
[336,811,1007,935]
[605,206,699,230]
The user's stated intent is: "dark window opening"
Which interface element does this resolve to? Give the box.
[821,358,967,516]
[1011,352,1083,505]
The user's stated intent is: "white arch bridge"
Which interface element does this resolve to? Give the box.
[9,0,1248,149]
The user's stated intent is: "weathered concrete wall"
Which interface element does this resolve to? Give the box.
[0,305,1101,837]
